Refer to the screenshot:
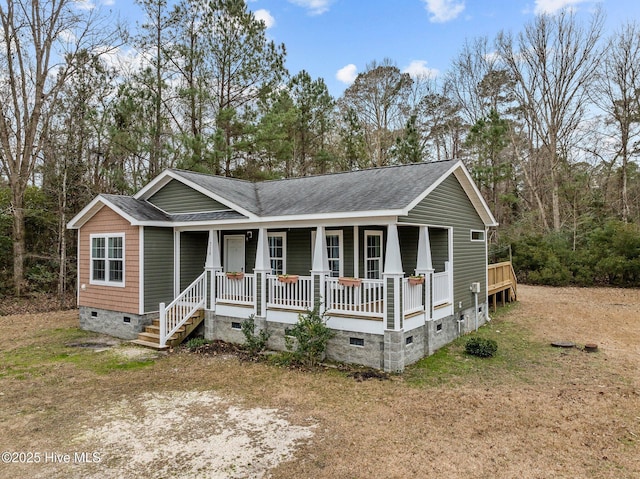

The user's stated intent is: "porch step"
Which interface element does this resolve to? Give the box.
[131,339,170,351]
[132,309,205,350]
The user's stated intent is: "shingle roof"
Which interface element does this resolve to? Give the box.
[102,194,246,223]
[102,194,170,222]
[170,160,457,217]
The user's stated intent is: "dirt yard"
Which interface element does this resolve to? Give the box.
[0,285,638,478]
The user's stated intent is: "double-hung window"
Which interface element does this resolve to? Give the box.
[364,231,383,279]
[311,230,344,277]
[90,233,125,286]
[268,232,286,275]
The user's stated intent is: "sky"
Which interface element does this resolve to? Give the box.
[102,0,640,97]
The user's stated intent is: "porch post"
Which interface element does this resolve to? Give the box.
[311,226,330,313]
[254,227,271,319]
[383,223,405,373]
[205,229,222,311]
[415,226,434,320]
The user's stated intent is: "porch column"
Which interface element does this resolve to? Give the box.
[383,223,405,373]
[253,228,271,319]
[415,226,434,320]
[204,229,222,311]
[311,226,330,313]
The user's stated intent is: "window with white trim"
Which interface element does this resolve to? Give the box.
[364,231,383,279]
[311,230,344,277]
[268,232,286,275]
[470,230,485,242]
[90,233,125,286]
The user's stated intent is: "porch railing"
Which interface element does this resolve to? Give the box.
[403,278,424,316]
[215,271,255,305]
[325,277,384,317]
[433,271,451,306]
[267,275,312,310]
[159,272,206,347]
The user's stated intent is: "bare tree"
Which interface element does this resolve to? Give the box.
[496,9,604,231]
[591,22,640,222]
[0,0,115,295]
[340,59,412,167]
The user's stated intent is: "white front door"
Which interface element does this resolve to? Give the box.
[224,235,245,272]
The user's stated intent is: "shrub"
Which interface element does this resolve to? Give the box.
[285,302,334,368]
[241,314,270,357]
[464,337,498,358]
[185,337,209,351]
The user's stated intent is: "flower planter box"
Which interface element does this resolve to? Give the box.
[408,276,425,285]
[277,274,299,284]
[338,277,362,287]
[226,272,244,281]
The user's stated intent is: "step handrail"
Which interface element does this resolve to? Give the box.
[159,272,206,347]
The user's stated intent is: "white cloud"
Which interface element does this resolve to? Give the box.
[254,9,275,29]
[403,60,439,79]
[74,0,96,11]
[336,64,357,85]
[533,0,588,14]
[422,0,465,23]
[288,0,333,16]
[102,0,115,6]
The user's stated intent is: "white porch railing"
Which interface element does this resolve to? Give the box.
[267,275,312,310]
[433,271,451,306]
[403,278,424,316]
[325,278,384,317]
[215,272,255,305]
[159,272,206,347]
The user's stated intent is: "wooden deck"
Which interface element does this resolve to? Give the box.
[488,261,517,311]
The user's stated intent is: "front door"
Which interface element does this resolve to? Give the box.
[224,235,245,273]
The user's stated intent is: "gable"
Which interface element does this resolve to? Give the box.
[400,174,486,229]
[148,179,230,214]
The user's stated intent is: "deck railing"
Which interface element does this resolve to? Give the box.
[215,272,255,305]
[325,277,384,317]
[159,272,206,347]
[403,278,424,316]
[433,271,451,307]
[267,275,312,310]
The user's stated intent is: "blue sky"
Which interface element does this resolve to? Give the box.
[105,0,640,97]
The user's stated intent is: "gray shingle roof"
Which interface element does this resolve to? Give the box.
[170,160,457,217]
[103,194,246,223]
[102,194,170,221]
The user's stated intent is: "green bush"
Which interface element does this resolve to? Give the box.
[285,302,334,368]
[464,337,498,358]
[184,337,209,351]
[241,314,270,357]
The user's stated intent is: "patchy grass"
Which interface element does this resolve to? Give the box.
[1,287,640,479]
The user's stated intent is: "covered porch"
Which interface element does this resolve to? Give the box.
[158,223,453,348]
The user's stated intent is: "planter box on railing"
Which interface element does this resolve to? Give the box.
[277,274,299,284]
[408,275,425,285]
[338,277,362,287]
[225,272,244,280]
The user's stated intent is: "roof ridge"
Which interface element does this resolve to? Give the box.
[169,168,256,184]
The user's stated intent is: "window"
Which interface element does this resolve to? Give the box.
[268,232,286,275]
[470,230,485,242]
[90,233,124,286]
[311,230,344,277]
[364,231,383,279]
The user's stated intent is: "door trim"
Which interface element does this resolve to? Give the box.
[224,234,246,273]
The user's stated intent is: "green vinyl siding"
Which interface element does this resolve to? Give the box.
[429,228,448,273]
[148,179,229,213]
[144,227,174,313]
[285,228,312,276]
[398,226,418,275]
[180,231,208,290]
[399,174,487,310]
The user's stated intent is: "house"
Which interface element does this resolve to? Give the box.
[67,160,497,372]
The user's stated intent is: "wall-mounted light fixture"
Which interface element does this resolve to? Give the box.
[246,231,253,241]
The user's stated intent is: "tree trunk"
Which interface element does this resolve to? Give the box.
[11,192,26,296]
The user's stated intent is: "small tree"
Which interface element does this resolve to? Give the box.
[285,302,334,368]
[241,314,270,357]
